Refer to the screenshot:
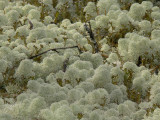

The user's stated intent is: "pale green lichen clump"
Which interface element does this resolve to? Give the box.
[1,0,160,120]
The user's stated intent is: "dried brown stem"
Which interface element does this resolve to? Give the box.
[151,64,160,75]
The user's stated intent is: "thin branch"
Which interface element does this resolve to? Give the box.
[84,22,99,53]
[28,20,33,30]
[63,58,69,72]
[23,18,33,30]
[84,22,94,40]
[29,45,80,59]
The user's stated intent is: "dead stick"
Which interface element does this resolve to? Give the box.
[29,46,79,59]
[63,58,69,72]
[28,20,33,30]
[84,22,99,53]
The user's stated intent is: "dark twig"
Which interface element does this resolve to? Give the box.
[84,22,94,40]
[63,58,69,72]
[29,46,79,59]
[23,18,33,30]
[28,20,33,30]
[84,22,99,53]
